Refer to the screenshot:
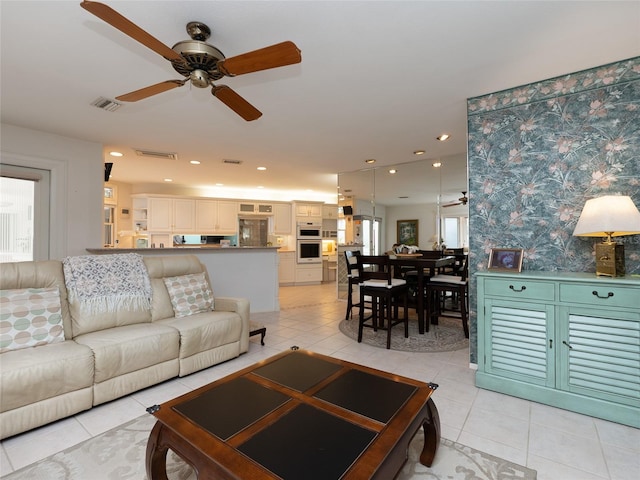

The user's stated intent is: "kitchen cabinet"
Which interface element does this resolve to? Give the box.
[322,204,338,219]
[278,251,295,285]
[196,199,238,234]
[146,197,196,233]
[273,203,292,235]
[476,271,640,427]
[295,264,323,284]
[295,202,323,220]
[239,203,273,214]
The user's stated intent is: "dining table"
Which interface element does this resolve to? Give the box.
[389,256,455,334]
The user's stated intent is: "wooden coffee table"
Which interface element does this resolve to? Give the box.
[146,348,440,480]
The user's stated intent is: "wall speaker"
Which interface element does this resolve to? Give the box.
[342,205,353,215]
[104,162,113,182]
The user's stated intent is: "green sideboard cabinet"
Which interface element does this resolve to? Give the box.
[475,271,640,427]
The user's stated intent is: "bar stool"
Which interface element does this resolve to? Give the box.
[356,255,409,349]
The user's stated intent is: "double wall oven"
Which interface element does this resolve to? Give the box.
[296,222,322,263]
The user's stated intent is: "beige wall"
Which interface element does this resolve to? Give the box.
[1,123,103,258]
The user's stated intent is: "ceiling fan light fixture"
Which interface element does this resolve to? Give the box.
[189,69,210,88]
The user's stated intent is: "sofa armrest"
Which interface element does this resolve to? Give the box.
[214,297,250,353]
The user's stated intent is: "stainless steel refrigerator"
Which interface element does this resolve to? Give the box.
[238,217,269,247]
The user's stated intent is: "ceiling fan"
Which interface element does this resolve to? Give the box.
[442,192,468,208]
[80,1,301,121]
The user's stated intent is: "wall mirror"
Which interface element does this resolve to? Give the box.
[336,153,468,298]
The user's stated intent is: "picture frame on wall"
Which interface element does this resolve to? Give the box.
[488,248,524,272]
[397,219,419,245]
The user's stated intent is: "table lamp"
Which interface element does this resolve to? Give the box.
[573,195,640,277]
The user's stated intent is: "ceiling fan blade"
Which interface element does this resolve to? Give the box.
[218,41,301,76]
[80,1,185,64]
[116,80,185,102]
[212,85,262,121]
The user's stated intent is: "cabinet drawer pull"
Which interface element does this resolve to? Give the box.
[592,290,614,299]
[509,285,526,293]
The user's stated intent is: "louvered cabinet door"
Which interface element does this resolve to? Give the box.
[558,306,640,408]
[483,299,555,387]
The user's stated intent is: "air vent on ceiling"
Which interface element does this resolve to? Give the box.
[222,159,243,165]
[134,149,179,160]
[91,97,123,112]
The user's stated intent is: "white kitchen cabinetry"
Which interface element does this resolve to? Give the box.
[132,197,148,233]
[196,200,238,234]
[295,203,323,220]
[147,197,196,233]
[295,264,323,284]
[476,271,640,427]
[278,251,296,285]
[273,203,292,235]
[239,203,273,214]
[322,204,338,219]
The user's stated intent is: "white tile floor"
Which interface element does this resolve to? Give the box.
[1,283,638,479]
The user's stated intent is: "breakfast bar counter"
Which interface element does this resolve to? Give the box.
[87,247,280,312]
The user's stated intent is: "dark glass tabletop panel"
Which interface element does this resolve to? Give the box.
[173,377,289,440]
[314,369,417,423]
[238,403,377,480]
[252,351,342,392]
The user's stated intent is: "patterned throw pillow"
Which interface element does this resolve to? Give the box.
[0,287,64,353]
[163,272,214,318]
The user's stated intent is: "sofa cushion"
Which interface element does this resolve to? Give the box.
[74,323,179,384]
[163,272,214,318]
[144,255,210,321]
[0,287,65,352]
[156,310,242,359]
[0,260,74,340]
[0,340,94,412]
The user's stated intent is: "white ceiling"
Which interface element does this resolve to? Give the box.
[1,1,638,206]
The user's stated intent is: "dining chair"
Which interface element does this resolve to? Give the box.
[344,250,363,320]
[356,255,409,349]
[425,255,469,338]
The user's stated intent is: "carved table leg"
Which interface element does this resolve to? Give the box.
[419,398,441,467]
[146,421,170,480]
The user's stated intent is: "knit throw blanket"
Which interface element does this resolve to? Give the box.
[63,253,152,315]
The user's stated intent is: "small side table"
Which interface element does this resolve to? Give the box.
[249,321,266,346]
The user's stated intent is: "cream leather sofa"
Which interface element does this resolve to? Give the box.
[0,255,250,439]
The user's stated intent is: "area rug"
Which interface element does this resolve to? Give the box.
[339,314,469,352]
[4,415,536,480]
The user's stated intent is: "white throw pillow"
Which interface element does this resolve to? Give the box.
[0,287,64,352]
[163,272,214,318]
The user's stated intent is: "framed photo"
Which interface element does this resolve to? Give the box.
[488,248,524,272]
[397,219,418,245]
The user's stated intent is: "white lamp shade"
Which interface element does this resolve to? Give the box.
[573,195,640,237]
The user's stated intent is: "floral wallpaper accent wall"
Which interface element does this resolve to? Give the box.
[466,57,640,363]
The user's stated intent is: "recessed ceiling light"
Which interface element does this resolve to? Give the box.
[365,159,376,164]
[436,134,450,141]
[163,178,173,182]
[389,169,397,174]
[215,183,224,186]
[413,150,425,155]
[257,166,267,171]
[190,160,201,165]
[257,186,264,189]
[109,151,123,157]
[432,162,442,168]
